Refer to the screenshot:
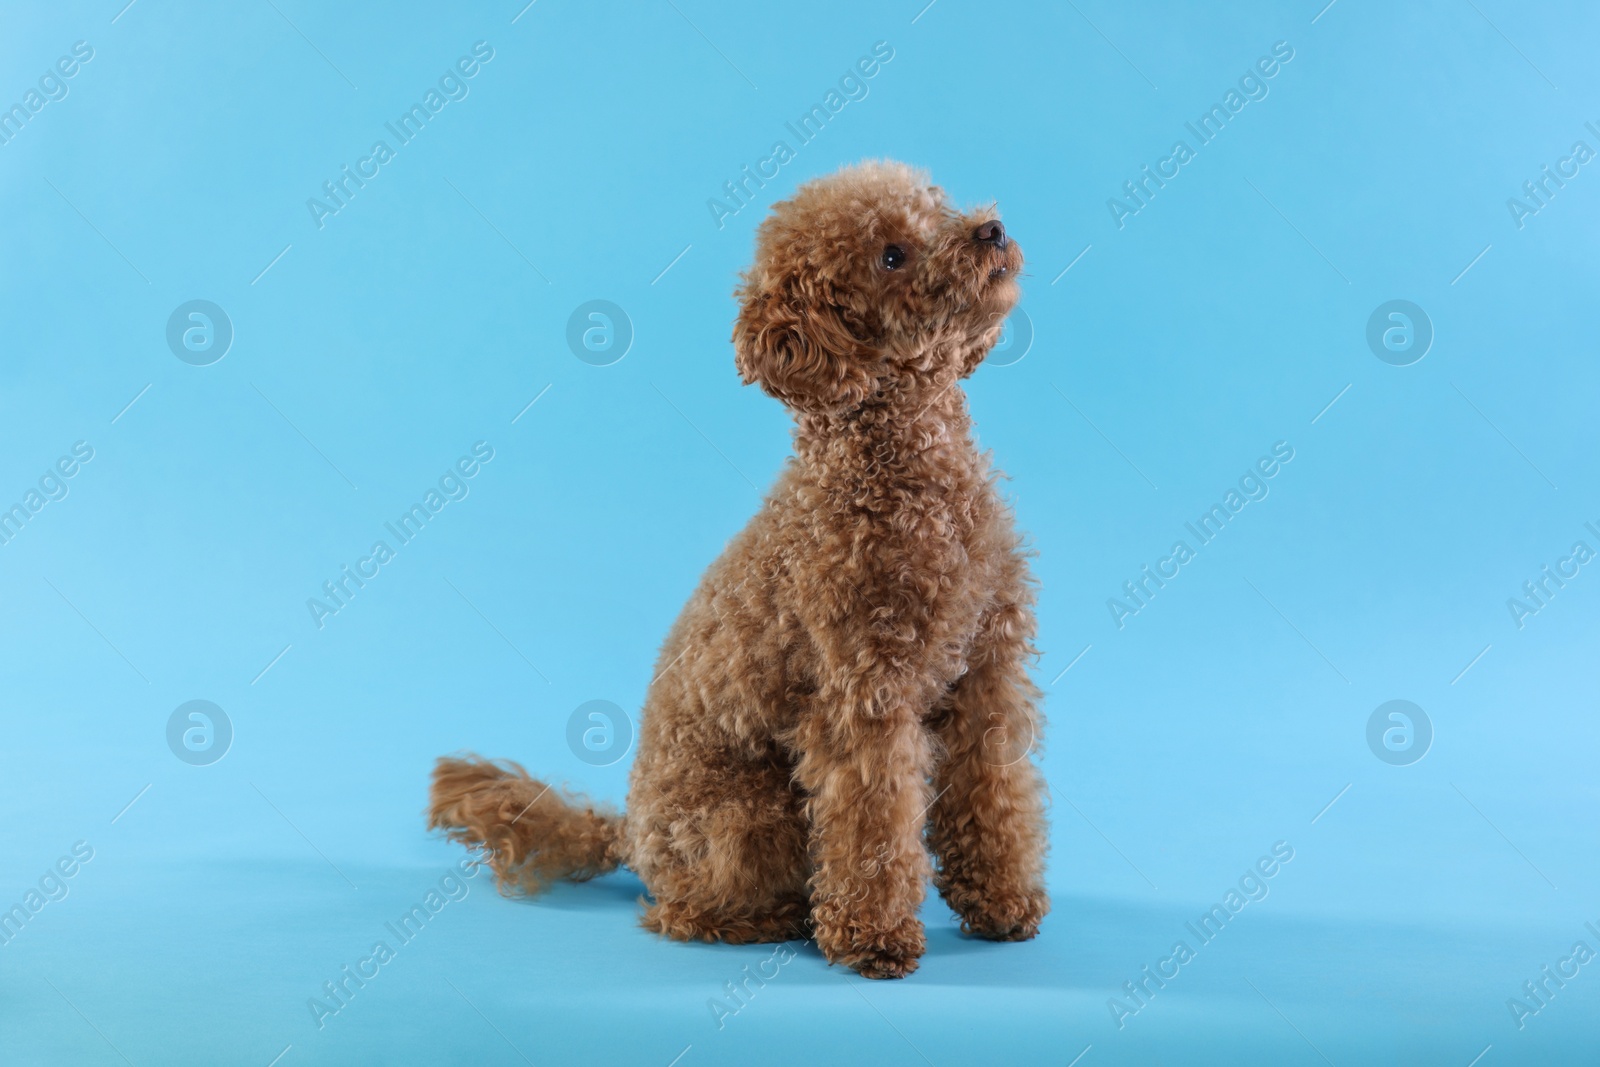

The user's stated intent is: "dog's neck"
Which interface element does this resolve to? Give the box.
[792,371,982,491]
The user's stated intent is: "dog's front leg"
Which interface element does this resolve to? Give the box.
[927,607,1050,940]
[794,699,933,979]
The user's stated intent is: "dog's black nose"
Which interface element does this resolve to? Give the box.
[974,220,1007,248]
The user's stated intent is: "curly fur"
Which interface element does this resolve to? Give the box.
[429,756,622,894]
[429,160,1050,978]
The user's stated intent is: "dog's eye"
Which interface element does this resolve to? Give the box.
[880,245,906,271]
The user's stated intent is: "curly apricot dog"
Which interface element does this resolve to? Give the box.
[429,160,1048,979]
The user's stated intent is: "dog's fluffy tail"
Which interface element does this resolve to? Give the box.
[427,755,624,895]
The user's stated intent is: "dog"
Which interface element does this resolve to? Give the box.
[429,160,1049,979]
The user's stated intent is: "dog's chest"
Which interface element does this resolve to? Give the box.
[773,414,1023,693]
[836,459,1006,647]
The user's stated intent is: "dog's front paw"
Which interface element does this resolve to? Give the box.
[814,908,926,979]
[949,884,1049,941]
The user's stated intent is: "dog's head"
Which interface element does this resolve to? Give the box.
[733,160,1023,416]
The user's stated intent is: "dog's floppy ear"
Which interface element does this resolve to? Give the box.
[733,277,878,415]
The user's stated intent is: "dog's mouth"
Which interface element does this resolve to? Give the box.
[982,241,1023,285]
[981,259,1022,304]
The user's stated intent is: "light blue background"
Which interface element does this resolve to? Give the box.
[1,0,1597,1063]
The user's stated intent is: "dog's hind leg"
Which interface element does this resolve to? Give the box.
[642,895,810,945]
[629,751,811,945]
[926,602,1051,941]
